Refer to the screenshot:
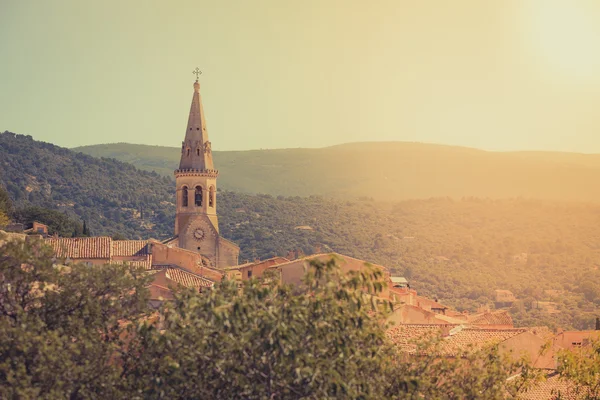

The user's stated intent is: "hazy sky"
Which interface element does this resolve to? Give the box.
[2,0,600,152]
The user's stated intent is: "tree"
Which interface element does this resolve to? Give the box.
[0,212,9,227]
[13,206,82,237]
[0,243,540,399]
[121,258,536,399]
[556,339,600,399]
[121,258,394,399]
[0,237,152,399]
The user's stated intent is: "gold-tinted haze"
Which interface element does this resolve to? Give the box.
[1,0,600,152]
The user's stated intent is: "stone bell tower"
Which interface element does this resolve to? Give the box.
[174,74,239,268]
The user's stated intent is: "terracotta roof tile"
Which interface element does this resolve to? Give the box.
[387,325,527,356]
[518,372,582,400]
[112,240,150,257]
[165,267,214,289]
[45,237,112,259]
[469,310,514,326]
[114,259,153,270]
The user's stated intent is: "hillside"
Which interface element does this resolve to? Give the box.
[4,132,600,330]
[0,132,176,239]
[74,142,600,202]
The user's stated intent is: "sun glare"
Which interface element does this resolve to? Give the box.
[524,0,600,84]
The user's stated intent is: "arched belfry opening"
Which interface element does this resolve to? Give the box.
[182,186,188,207]
[209,186,215,207]
[195,186,203,207]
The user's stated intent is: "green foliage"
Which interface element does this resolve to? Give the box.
[5,132,600,330]
[0,212,9,227]
[0,244,541,399]
[0,186,12,216]
[13,206,84,237]
[120,257,534,399]
[218,194,600,331]
[0,238,152,398]
[123,258,395,399]
[0,132,175,239]
[557,339,600,399]
[389,341,542,400]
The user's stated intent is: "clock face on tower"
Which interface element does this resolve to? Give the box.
[193,228,205,241]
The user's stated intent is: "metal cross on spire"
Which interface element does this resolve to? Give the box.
[193,67,202,80]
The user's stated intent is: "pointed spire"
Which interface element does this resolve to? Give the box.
[178,79,215,171]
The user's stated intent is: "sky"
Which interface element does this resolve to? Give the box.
[2,0,600,152]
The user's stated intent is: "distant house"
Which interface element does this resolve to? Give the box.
[224,257,290,281]
[554,330,600,351]
[24,221,49,236]
[495,289,516,307]
[390,276,409,288]
[4,221,49,236]
[266,253,390,299]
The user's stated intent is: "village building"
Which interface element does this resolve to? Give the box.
[43,236,221,302]
[386,324,557,369]
[390,276,409,288]
[223,257,290,281]
[495,289,517,307]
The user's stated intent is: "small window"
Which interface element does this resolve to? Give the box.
[247,270,252,278]
[189,127,192,130]
[186,148,190,156]
[197,148,200,156]
[209,187,215,207]
[197,127,200,130]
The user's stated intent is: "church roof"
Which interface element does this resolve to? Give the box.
[177,80,215,172]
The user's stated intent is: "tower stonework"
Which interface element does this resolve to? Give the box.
[174,79,239,268]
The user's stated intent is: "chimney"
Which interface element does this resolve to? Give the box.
[596,317,600,331]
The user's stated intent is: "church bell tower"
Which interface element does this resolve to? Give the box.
[174,72,239,268]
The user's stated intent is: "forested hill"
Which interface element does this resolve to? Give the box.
[0,131,175,239]
[4,131,600,330]
[74,141,600,202]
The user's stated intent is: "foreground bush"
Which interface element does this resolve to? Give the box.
[0,239,541,399]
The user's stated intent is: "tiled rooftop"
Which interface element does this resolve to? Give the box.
[469,310,514,326]
[518,372,582,400]
[387,324,527,356]
[114,259,153,270]
[46,237,112,259]
[165,267,214,288]
[112,240,150,257]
